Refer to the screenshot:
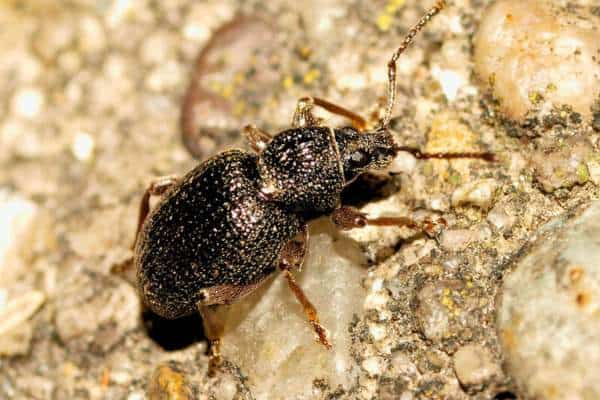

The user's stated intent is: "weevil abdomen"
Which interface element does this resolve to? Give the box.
[135,150,302,319]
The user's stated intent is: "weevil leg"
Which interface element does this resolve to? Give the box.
[279,224,309,271]
[196,276,274,376]
[132,175,179,250]
[331,205,446,236]
[279,226,332,349]
[282,269,331,349]
[311,97,368,131]
[111,175,179,277]
[292,96,368,130]
[197,304,229,377]
[242,124,272,153]
[292,97,321,128]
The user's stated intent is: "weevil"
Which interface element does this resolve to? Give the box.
[132,0,493,374]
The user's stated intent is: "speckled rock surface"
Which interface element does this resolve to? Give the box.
[498,202,600,400]
[0,0,599,399]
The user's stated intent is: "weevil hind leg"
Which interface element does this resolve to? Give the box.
[292,96,367,130]
[279,225,332,349]
[197,304,228,377]
[111,175,179,278]
[331,205,446,236]
[132,175,179,250]
[196,277,273,377]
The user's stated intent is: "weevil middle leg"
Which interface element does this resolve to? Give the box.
[243,124,272,153]
[278,225,331,348]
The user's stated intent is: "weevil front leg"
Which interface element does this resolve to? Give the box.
[331,205,446,236]
[242,124,272,153]
[292,96,367,130]
[279,225,332,349]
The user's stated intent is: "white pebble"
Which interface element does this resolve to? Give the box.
[0,291,45,335]
[0,189,38,266]
[362,356,385,377]
[440,229,474,251]
[126,392,144,400]
[71,132,95,161]
[11,87,45,119]
[451,179,498,210]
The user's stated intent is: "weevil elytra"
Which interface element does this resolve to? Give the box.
[132,0,493,374]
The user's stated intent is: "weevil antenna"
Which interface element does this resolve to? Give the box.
[380,0,446,130]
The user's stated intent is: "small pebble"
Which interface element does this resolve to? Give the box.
[452,179,498,210]
[453,344,500,392]
[486,205,516,232]
[474,0,600,121]
[440,229,474,251]
[362,356,386,377]
[0,291,45,356]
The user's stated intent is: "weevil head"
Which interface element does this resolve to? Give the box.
[334,127,398,183]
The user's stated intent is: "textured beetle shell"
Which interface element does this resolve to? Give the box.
[257,127,344,214]
[135,150,302,319]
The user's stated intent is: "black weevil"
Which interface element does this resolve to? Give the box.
[131,0,492,374]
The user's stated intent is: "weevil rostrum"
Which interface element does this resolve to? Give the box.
[131,0,493,374]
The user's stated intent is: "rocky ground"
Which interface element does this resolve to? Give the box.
[0,0,599,399]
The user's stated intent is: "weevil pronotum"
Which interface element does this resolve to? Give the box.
[131,0,493,374]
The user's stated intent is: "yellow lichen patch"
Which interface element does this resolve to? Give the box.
[221,83,234,99]
[376,0,405,32]
[282,75,294,90]
[425,112,478,154]
[148,365,193,400]
[528,91,543,105]
[441,288,456,312]
[303,69,321,85]
[577,163,590,184]
[425,112,482,178]
[232,100,246,117]
[376,14,393,32]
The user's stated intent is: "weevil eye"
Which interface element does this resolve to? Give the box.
[349,150,370,168]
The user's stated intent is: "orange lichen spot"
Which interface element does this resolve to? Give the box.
[100,368,110,387]
[500,328,518,351]
[575,291,590,308]
[569,266,584,284]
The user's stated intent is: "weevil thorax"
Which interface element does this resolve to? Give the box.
[257,126,345,214]
[334,126,397,183]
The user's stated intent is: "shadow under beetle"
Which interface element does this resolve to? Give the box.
[131,0,493,374]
